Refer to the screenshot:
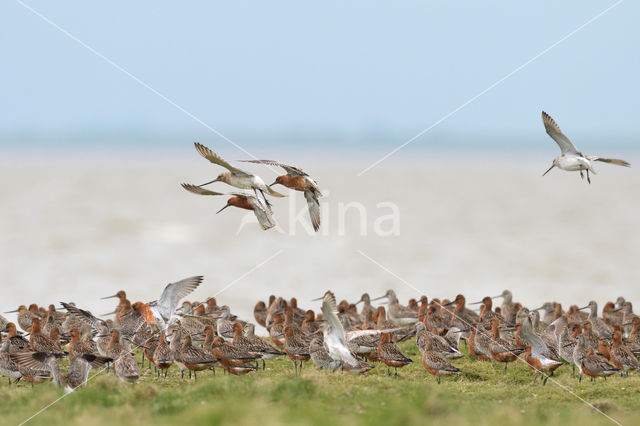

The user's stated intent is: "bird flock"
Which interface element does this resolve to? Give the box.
[0,111,634,390]
[2,283,639,389]
[178,112,630,232]
[181,142,321,231]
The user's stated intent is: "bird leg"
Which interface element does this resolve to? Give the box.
[580,170,584,180]
[262,359,266,370]
[571,364,575,377]
[532,371,538,384]
[543,375,549,386]
[437,376,441,384]
[258,188,272,209]
[504,363,508,374]
[586,169,591,184]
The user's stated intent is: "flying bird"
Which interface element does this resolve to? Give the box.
[541,111,630,183]
[181,184,276,231]
[192,143,284,206]
[241,160,322,232]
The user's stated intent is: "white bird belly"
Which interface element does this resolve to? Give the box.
[228,175,268,191]
[227,175,254,189]
[557,156,589,172]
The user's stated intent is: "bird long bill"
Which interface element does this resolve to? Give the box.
[4,309,19,313]
[100,295,118,300]
[269,181,277,187]
[216,204,230,214]
[542,164,555,176]
[578,306,589,310]
[102,311,116,316]
[354,300,363,305]
[311,296,324,301]
[371,295,386,301]
[491,295,503,299]
[198,178,219,187]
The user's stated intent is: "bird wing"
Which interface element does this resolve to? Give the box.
[304,190,321,232]
[321,291,347,343]
[382,343,411,362]
[542,111,579,154]
[346,328,403,340]
[157,276,203,321]
[60,302,106,332]
[248,198,277,230]
[586,156,630,167]
[81,354,113,369]
[239,159,308,177]
[194,143,251,177]
[325,334,359,367]
[521,317,548,358]
[181,183,225,196]
[10,352,54,370]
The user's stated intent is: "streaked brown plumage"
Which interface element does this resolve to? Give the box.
[377,332,412,376]
[421,336,460,384]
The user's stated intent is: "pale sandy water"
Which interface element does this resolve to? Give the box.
[1,151,639,328]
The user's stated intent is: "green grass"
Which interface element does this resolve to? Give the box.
[2,342,639,426]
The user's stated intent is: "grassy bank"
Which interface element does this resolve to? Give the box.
[2,342,639,426]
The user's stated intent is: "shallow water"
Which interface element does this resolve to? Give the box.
[1,153,638,327]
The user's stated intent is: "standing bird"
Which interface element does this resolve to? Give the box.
[283,327,311,376]
[105,330,140,383]
[377,332,413,376]
[241,159,322,232]
[421,335,461,384]
[488,318,524,373]
[541,111,630,183]
[181,184,276,231]
[29,318,65,356]
[192,142,284,207]
[152,333,173,378]
[610,330,640,375]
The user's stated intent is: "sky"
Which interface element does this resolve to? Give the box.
[1,1,638,151]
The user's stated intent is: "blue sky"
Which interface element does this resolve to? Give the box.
[1,1,638,151]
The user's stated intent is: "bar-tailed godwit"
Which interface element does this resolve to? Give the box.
[181,184,276,230]
[241,159,322,231]
[192,142,284,206]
